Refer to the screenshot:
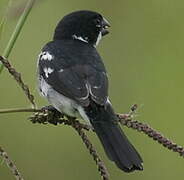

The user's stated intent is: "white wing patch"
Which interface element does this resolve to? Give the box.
[43,67,54,78]
[40,51,53,61]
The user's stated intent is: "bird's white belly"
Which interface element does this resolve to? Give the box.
[38,76,90,122]
[47,88,78,117]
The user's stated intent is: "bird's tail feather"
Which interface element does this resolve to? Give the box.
[84,102,143,172]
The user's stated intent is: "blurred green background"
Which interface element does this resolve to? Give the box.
[0,0,184,179]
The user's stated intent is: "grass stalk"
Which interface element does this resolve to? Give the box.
[0,0,35,74]
[0,18,5,43]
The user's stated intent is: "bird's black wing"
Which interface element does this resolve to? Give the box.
[38,41,108,107]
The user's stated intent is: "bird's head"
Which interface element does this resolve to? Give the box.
[53,10,110,47]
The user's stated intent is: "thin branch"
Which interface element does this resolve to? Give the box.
[0,146,24,180]
[67,117,109,180]
[117,104,184,157]
[1,104,184,178]
[1,105,184,158]
[0,108,41,114]
[28,105,184,159]
[0,56,36,108]
[29,110,109,179]
[119,115,184,157]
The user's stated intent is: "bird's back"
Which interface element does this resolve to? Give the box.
[42,39,106,72]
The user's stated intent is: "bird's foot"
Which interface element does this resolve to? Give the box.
[41,105,63,125]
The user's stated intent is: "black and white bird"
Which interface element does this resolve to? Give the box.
[37,10,143,172]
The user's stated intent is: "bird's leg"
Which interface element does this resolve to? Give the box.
[41,105,63,125]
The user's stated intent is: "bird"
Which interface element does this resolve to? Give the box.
[37,10,143,172]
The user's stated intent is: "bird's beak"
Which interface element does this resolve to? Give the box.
[101,17,110,36]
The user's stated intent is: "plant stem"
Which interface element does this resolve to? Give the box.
[0,108,41,114]
[0,18,5,44]
[0,146,24,180]
[0,0,35,74]
[0,0,12,44]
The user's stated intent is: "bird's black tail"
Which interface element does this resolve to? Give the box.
[84,102,143,172]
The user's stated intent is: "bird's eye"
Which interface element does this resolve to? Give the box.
[96,19,101,24]
[95,19,101,28]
